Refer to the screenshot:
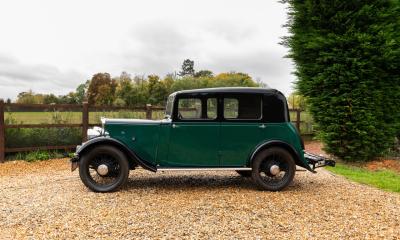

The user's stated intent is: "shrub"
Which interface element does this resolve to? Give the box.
[6,150,68,162]
[5,127,82,148]
[282,0,400,161]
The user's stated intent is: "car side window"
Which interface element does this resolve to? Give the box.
[178,98,202,119]
[223,95,262,120]
[207,98,217,119]
[224,98,239,118]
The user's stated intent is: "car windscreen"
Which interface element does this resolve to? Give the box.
[165,94,175,118]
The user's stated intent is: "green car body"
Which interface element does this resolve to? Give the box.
[104,120,307,169]
[72,87,334,192]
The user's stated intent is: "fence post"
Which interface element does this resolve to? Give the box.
[82,102,89,142]
[296,109,301,134]
[146,104,152,120]
[0,99,5,163]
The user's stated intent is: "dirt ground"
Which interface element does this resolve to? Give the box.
[0,144,399,239]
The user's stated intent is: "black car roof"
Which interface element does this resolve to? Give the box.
[173,87,279,95]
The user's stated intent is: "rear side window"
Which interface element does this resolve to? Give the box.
[223,98,239,118]
[223,95,262,120]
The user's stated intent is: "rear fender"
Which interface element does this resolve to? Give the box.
[250,140,313,172]
[73,136,157,172]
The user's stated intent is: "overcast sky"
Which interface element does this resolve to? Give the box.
[0,0,295,100]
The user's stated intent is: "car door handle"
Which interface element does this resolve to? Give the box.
[259,124,266,129]
[172,124,179,128]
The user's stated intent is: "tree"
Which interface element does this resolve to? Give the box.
[171,72,259,92]
[147,75,168,105]
[43,94,60,104]
[75,81,89,104]
[282,0,400,161]
[115,72,133,106]
[178,59,195,77]
[87,73,116,105]
[58,92,80,104]
[213,72,258,87]
[6,98,11,104]
[16,90,45,104]
[194,70,213,78]
[287,92,306,110]
[162,74,175,94]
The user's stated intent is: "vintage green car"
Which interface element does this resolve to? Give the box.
[71,87,335,192]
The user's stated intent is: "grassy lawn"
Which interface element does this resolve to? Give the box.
[7,111,315,131]
[5,111,166,124]
[327,163,400,193]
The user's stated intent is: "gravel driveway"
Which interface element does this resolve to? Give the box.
[0,159,399,239]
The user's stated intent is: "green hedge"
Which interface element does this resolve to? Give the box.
[5,127,82,148]
[283,0,400,161]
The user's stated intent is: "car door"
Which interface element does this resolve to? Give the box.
[219,94,264,166]
[165,95,220,167]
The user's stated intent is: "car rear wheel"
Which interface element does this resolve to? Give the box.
[251,147,295,191]
[236,170,252,178]
[79,145,129,192]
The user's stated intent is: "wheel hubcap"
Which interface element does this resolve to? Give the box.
[97,164,109,176]
[269,165,280,176]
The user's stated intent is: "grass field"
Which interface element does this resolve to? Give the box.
[5,110,315,132]
[5,111,166,124]
[327,163,400,193]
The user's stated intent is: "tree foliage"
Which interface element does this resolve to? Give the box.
[194,70,214,78]
[287,92,306,110]
[16,90,45,104]
[178,59,195,77]
[87,73,116,105]
[14,60,261,107]
[283,0,400,161]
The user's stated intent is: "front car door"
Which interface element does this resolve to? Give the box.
[164,94,220,167]
[219,93,264,166]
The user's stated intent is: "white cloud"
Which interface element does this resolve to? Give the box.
[0,0,295,100]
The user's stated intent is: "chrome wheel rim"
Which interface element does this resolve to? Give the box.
[259,153,290,186]
[87,154,121,187]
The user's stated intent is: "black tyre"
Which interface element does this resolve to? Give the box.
[79,145,129,192]
[251,147,296,191]
[236,170,252,178]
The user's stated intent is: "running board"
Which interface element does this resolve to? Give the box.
[157,167,252,171]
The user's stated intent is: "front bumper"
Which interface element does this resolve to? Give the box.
[70,153,79,172]
[304,151,336,171]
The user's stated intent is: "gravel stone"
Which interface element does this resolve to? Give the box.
[0,158,399,239]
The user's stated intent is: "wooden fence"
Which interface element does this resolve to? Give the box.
[0,99,303,163]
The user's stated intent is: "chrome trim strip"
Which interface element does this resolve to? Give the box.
[104,118,162,124]
[157,167,252,171]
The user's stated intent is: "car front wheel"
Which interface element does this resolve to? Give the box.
[79,145,129,192]
[251,147,295,191]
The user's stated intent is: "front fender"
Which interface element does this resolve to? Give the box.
[249,140,313,172]
[72,136,157,172]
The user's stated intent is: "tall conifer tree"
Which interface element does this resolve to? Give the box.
[282,0,400,161]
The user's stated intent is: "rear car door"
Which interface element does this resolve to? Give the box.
[165,95,220,167]
[219,94,264,166]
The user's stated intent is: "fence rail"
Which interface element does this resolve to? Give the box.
[0,100,305,163]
